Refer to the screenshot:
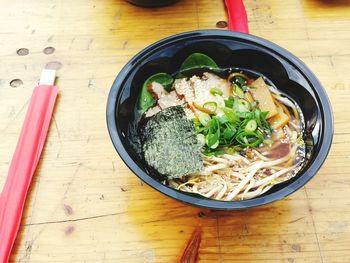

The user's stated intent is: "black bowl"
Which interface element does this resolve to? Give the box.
[107,30,333,210]
[126,0,179,7]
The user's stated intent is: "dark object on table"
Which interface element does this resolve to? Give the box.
[106,30,333,210]
[179,226,201,262]
[127,0,179,7]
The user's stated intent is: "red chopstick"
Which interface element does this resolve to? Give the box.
[0,69,58,262]
[225,0,249,33]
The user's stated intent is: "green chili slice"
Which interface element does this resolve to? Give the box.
[198,112,211,126]
[210,88,223,96]
[203,101,217,114]
[245,119,257,132]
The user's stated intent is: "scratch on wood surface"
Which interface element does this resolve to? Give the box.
[69,36,76,49]
[120,186,128,192]
[243,224,249,236]
[87,38,93,50]
[329,221,348,233]
[122,40,128,49]
[56,148,62,159]
[194,0,200,29]
[0,99,29,134]
[215,214,222,262]
[131,249,155,263]
[19,240,33,262]
[88,79,106,94]
[304,187,324,263]
[18,223,48,262]
[62,163,82,198]
[329,55,335,68]
[52,115,61,142]
[7,105,16,118]
[23,211,124,226]
[289,216,306,224]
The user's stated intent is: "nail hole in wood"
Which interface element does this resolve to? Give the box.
[16,48,29,56]
[10,79,23,88]
[63,204,73,216]
[216,21,228,28]
[198,211,206,217]
[43,46,55,55]
[45,61,62,70]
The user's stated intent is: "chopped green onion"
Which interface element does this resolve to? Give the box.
[198,112,211,126]
[203,101,217,114]
[192,73,274,152]
[224,146,241,155]
[224,96,235,108]
[210,87,223,96]
[261,111,272,133]
[245,119,257,132]
[192,117,201,126]
[236,131,263,147]
[222,107,240,124]
[223,126,236,140]
[203,148,225,156]
[208,118,220,133]
[197,134,206,146]
[195,126,208,133]
[236,99,250,113]
[215,94,226,108]
[206,133,219,149]
[263,139,274,146]
[216,116,228,124]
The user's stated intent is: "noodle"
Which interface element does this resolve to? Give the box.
[225,161,263,201]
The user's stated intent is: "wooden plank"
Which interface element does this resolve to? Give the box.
[0,0,349,262]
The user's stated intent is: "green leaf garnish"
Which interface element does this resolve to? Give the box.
[138,73,174,114]
[180,53,219,73]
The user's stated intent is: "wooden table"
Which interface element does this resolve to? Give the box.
[0,0,349,262]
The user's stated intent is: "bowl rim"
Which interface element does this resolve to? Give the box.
[106,29,334,210]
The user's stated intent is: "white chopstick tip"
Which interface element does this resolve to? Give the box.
[39,69,56,85]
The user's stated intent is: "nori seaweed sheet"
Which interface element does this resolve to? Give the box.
[140,106,203,179]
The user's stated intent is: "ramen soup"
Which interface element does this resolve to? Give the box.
[131,53,306,201]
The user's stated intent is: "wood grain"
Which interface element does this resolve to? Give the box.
[0,0,349,262]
